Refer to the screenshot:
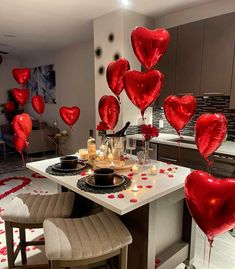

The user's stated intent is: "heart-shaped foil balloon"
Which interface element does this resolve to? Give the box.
[12,68,30,86]
[12,88,29,106]
[59,106,80,127]
[164,95,197,135]
[185,170,235,243]
[195,113,227,163]
[106,58,130,99]
[12,113,32,142]
[98,95,120,130]
[131,27,170,70]
[32,95,45,115]
[123,69,164,118]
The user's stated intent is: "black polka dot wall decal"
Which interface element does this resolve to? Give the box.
[98,66,105,75]
[113,53,120,61]
[95,47,102,58]
[108,33,114,42]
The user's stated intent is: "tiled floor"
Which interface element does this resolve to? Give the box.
[0,169,235,268]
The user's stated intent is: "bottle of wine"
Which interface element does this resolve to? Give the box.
[108,122,131,137]
[87,129,96,161]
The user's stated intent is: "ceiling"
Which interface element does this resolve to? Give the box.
[0,0,214,57]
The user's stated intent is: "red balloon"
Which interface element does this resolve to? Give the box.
[106,58,130,99]
[131,27,170,70]
[185,170,235,243]
[4,101,15,113]
[98,95,120,130]
[12,88,29,105]
[12,68,30,86]
[59,106,80,127]
[13,113,32,142]
[13,134,26,153]
[164,95,197,135]
[124,69,164,118]
[195,113,227,163]
[32,95,45,115]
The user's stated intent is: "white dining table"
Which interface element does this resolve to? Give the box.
[26,157,196,269]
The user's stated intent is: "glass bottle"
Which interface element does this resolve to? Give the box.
[87,129,96,161]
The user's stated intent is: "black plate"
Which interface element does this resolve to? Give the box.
[85,174,125,188]
[52,162,86,172]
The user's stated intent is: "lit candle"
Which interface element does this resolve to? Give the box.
[150,165,157,175]
[87,169,93,175]
[132,164,139,174]
[108,153,113,162]
[79,149,88,160]
[110,161,115,167]
[132,183,139,192]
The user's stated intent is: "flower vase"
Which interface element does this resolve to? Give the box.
[144,140,150,164]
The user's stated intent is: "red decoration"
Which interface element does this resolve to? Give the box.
[12,68,30,86]
[146,185,153,188]
[107,194,115,199]
[12,88,29,106]
[31,173,46,179]
[118,193,125,199]
[185,170,235,243]
[0,176,31,200]
[124,70,164,118]
[164,95,197,136]
[96,121,109,132]
[106,58,130,99]
[130,198,138,203]
[4,101,15,113]
[32,95,45,115]
[13,135,26,153]
[13,113,32,143]
[141,177,148,180]
[131,27,170,70]
[141,124,159,140]
[195,113,227,163]
[59,106,80,127]
[98,95,120,130]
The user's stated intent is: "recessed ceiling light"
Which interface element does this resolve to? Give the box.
[4,34,16,38]
[121,0,129,6]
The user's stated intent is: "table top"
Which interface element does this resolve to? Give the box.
[26,157,191,215]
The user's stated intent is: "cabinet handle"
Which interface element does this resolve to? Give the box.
[176,93,195,96]
[159,157,177,163]
[202,92,225,95]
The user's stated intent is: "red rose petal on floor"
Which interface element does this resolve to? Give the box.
[0,230,5,235]
[141,177,148,180]
[167,162,171,165]
[45,191,48,193]
[118,193,125,199]
[32,246,38,250]
[80,171,86,176]
[26,247,31,252]
[155,258,161,264]
[137,185,143,189]
[159,169,165,174]
[167,168,172,171]
[0,246,7,255]
[1,259,6,262]
[146,185,153,188]
[107,194,115,199]
[33,190,38,193]
[168,174,174,178]
[128,173,134,177]
[130,198,137,203]
[141,173,147,176]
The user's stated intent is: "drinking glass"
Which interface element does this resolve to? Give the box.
[126,138,136,156]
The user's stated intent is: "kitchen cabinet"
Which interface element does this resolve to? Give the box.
[230,42,235,109]
[200,13,235,95]
[175,21,204,95]
[156,27,177,106]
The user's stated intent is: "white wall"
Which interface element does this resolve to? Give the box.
[22,40,95,154]
[155,0,235,28]
[0,56,20,124]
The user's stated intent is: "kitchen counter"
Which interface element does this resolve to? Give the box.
[127,133,235,157]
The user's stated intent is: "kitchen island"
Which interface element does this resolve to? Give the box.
[26,157,195,269]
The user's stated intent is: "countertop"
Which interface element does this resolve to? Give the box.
[127,133,235,157]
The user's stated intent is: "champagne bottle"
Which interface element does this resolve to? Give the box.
[87,129,96,161]
[107,122,131,137]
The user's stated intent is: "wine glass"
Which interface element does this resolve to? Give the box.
[126,138,136,157]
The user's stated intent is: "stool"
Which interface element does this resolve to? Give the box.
[43,210,132,269]
[1,192,75,269]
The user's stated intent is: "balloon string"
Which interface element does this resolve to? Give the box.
[178,131,181,165]
[39,117,45,156]
[203,235,206,269]
[26,142,32,162]
[20,152,25,168]
[208,238,213,269]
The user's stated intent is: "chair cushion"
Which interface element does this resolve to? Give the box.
[43,210,132,261]
[1,192,75,224]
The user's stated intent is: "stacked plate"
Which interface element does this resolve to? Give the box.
[51,161,86,173]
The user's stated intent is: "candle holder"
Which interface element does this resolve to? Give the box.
[150,165,157,175]
[132,164,139,174]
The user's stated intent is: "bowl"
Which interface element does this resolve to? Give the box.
[60,156,78,169]
[94,168,115,186]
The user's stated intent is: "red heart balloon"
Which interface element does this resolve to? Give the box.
[185,170,235,243]
[131,27,170,70]
[12,113,32,142]
[124,69,164,118]
[195,113,227,163]
[59,106,80,127]
[13,134,26,153]
[12,88,29,105]
[164,95,197,135]
[4,101,15,113]
[12,68,30,86]
[98,95,120,130]
[106,58,130,99]
[32,95,45,115]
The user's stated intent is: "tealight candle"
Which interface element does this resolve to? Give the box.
[132,183,139,192]
[87,169,93,175]
[108,153,113,162]
[132,164,139,174]
[79,149,88,160]
[150,165,157,175]
[110,161,115,167]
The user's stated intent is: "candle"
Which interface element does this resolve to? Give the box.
[87,169,93,175]
[110,161,115,167]
[99,152,105,161]
[108,153,113,162]
[150,165,157,175]
[132,164,139,174]
[79,149,88,160]
[132,183,139,192]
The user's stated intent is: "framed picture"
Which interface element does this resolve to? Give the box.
[27,64,56,104]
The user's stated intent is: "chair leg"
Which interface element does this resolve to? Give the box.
[49,260,60,269]
[5,221,14,269]
[19,228,27,265]
[119,246,128,269]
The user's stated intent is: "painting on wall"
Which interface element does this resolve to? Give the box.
[26,64,56,104]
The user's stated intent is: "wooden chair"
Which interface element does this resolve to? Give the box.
[43,210,132,269]
[2,192,75,269]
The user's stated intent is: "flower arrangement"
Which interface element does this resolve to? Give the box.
[96,121,109,136]
[141,124,159,141]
